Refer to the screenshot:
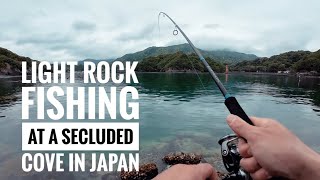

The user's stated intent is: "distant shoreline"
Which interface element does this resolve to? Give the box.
[1,71,319,79]
[136,71,320,77]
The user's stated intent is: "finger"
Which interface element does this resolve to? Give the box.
[250,168,272,180]
[250,116,272,127]
[226,114,255,140]
[197,163,218,180]
[240,157,261,173]
[238,138,252,158]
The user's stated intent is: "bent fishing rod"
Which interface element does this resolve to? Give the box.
[158,12,253,125]
[158,12,285,180]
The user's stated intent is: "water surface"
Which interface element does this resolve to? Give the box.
[0,73,319,179]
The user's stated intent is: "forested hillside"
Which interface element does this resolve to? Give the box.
[136,52,225,73]
[0,47,34,75]
[232,50,320,74]
[117,44,257,64]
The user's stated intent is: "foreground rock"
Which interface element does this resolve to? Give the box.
[120,163,158,180]
[0,95,17,102]
[162,152,202,165]
[162,152,228,179]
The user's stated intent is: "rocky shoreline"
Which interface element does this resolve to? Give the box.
[0,132,226,180]
[120,152,226,180]
[135,71,320,78]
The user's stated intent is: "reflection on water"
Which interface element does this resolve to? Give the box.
[0,73,320,179]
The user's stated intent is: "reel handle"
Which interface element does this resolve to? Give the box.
[224,96,253,125]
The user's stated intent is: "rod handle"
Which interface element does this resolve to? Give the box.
[224,96,253,125]
[224,97,287,180]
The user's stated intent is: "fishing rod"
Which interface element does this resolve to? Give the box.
[158,12,253,126]
[158,12,285,180]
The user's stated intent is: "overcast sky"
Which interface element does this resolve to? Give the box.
[0,0,319,61]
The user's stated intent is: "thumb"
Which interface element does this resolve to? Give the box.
[226,114,255,139]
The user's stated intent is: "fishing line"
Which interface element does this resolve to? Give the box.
[157,11,253,125]
[158,13,179,37]
[158,12,209,93]
[185,54,208,92]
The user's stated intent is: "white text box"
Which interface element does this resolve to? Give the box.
[22,122,139,151]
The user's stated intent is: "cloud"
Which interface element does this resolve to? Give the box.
[72,21,96,31]
[203,24,220,29]
[0,0,319,61]
[16,33,73,45]
[115,24,156,42]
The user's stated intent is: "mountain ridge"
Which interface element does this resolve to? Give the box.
[115,43,258,64]
[1,46,319,75]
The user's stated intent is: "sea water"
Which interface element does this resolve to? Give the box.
[0,73,320,179]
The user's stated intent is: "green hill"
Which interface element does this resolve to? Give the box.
[136,52,225,73]
[116,44,257,64]
[75,58,115,71]
[232,50,320,73]
[0,47,34,75]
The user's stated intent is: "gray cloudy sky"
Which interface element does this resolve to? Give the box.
[0,0,319,61]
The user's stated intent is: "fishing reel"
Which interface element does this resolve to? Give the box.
[218,134,251,180]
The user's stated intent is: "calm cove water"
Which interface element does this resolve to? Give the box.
[0,73,319,179]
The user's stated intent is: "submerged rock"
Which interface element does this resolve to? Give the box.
[101,172,120,180]
[120,163,158,180]
[0,95,17,103]
[162,152,202,165]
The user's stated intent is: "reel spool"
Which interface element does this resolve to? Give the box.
[218,134,251,180]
